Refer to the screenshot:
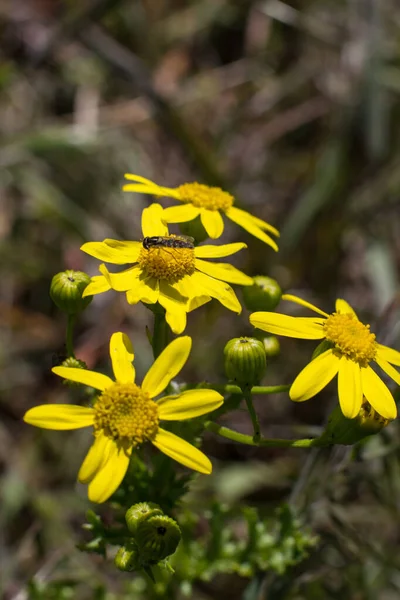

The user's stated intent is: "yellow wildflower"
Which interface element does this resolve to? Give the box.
[250,295,400,419]
[24,334,223,503]
[123,175,279,250]
[81,203,252,334]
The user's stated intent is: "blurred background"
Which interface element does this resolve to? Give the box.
[2,0,400,598]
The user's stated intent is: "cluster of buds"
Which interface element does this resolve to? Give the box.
[115,502,181,576]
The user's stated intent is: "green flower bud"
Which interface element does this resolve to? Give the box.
[125,502,163,536]
[319,402,390,446]
[135,514,181,563]
[50,270,92,314]
[114,540,140,572]
[178,215,208,243]
[224,337,267,389]
[243,276,282,312]
[261,335,280,359]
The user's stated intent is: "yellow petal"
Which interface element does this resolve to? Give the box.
[337,357,362,418]
[99,263,141,292]
[228,206,279,236]
[200,209,224,239]
[375,355,400,387]
[158,281,188,333]
[52,367,113,390]
[361,366,397,420]
[142,336,192,398]
[188,295,211,312]
[190,271,242,313]
[123,175,180,198]
[335,299,357,317]
[80,241,139,264]
[88,444,131,503]
[141,203,169,237]
[290,350,340,401]
[23,404,94,429]
[126,276,159,305]
[249,312,325,339]
[82,275,111,297]
[376,344,400,367]
[226,207,278,251]
[194,242,247,258]
[194,259,253,286]
[124,173,159,186]
[153,428,212,474]
[109,332,135,383]
[162,204,200,223]
[78,434,112,483]
[103,239,141,261]
[281,294,329,317]
[157,389,224,420]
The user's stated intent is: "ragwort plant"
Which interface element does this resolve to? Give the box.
[23,176,400,589]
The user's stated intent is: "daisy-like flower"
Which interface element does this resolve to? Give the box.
[23,334,223,503]
[250,295,400,420]
[122,174,279,251]
[81,203,253,334]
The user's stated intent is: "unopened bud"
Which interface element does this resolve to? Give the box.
[243,276,282,312]
[319,402,390,446]
[114,541,140,572]
[224,337,266,389]
[125,502,163,536]
[260,335,280,359]
[50,270,92,314]
[135,514,181,563]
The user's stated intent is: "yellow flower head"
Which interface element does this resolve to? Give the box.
[81,203,253,334]
[250,295,400,420]
[123,174,279,251]
[23,334,223,503]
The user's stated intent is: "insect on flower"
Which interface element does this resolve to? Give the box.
[142,235,195,250]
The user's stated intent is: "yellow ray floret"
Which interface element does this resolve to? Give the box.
[81,203,253,334]
[123,174,279,251]
[250,295,400,420]
[23,333,224,503]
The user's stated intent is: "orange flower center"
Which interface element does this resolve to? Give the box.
[324,313,377,367]
[177,182,234,212]
[94,382,159,446]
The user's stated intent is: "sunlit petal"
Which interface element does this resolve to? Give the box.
[141,203,169,237]
[376,344,400,367]
[78,434,113,483]
[200,209,224,238]
[87,444,131,503]
[361,366,397,420]
[194,259,253,285]
[52,367,113,390]
[281,294,329,317]
[335,299,358,317]
[142,336,192,398]
[80,241,139,264]
[153,428,212,474]
[158,389,224,420]
[194,243,247,258]
[375,355,400,387]
[190,271,242,313]
[99,263,141,292]
[250,312,325,339]
[126,276,159,305]
[82,275,111,297]
[337,358,362,418]
[162,204,200,223]
[227,207,279,236]
[290,350,340,401]
[23,404,94,430]
[226,207,278,250]
[109,332,135,383]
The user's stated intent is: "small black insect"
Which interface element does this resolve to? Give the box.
[142,235,195,250]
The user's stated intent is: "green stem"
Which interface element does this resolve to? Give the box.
[205,421,327,448]
[196,383,290,395]
[66,314,76,358]
[243,386,260,442]
[152,310,169,359]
